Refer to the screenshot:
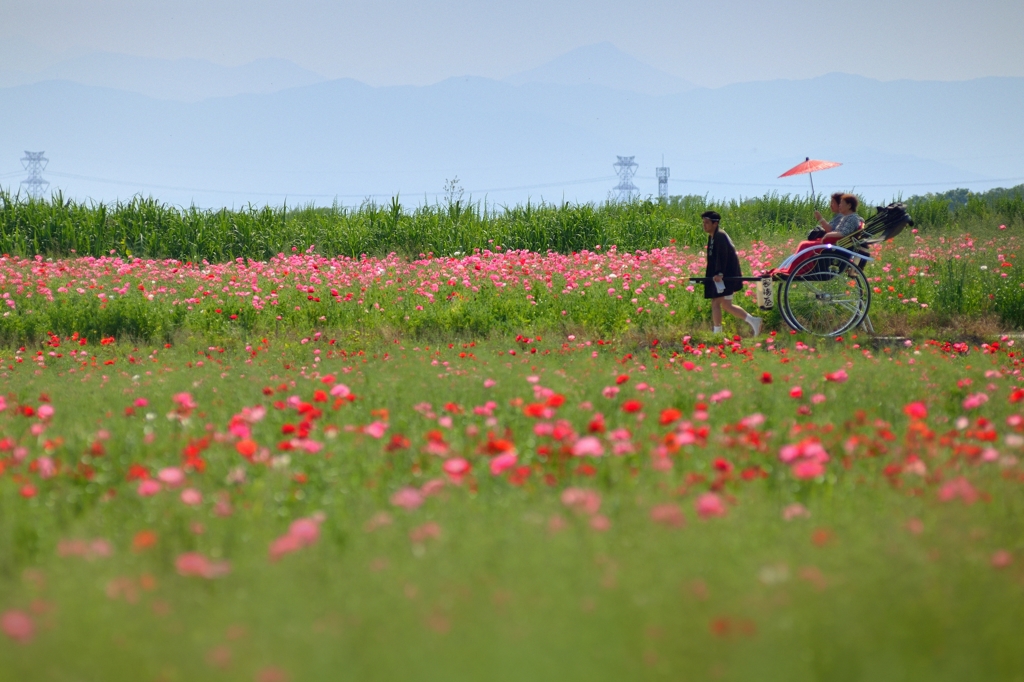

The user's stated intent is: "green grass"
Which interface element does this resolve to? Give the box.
[1,186,1021,261]
[0,334,1023,680]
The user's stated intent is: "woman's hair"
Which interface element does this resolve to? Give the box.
[840,193,859,212]
[830,192,844,205]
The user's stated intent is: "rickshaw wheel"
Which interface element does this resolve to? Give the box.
[781,254,870,337]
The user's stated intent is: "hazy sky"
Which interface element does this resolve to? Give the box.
[3,0,1023,87]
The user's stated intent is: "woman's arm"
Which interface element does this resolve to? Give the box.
[813,210,832,231]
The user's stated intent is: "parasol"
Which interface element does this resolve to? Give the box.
[779,157,842,199]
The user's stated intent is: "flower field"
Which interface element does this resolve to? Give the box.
[0,215,1023,680]
[1,323,1024,679]
[0,226,1021,344]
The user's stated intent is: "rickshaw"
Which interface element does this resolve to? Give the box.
[693,203,914,337]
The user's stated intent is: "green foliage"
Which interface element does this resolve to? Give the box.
[933,259,972,318]
[3,187,1020,262]
[905,184,1024,231]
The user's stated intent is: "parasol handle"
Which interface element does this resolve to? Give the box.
[805,157,815,202]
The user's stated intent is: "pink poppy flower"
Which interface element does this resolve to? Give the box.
[409,521,441,543]
[288,518,322,546]
[1,610,34,644]
[695,492,727,519]
[991,550,1013,569]
[792,460,826,479]
[364,421,388,439]
[561,488,601,515]
[172,392,197,413]
[490,452,518,475]
[329,383,351,398]
[443,458,471,483]
[175,552,230,579]
[962,393,989,410]
[420,478,446,497]
[180,488,202,506]
[739,413,766,429]
[824,370,848,383]
[157,467,186,487]
[35,456,56,479]
[903,402,927,420]
[137,479,162,496]
[709,389,732,404]
[268,533,304,562]
[572,436,604,457]
[650,504,685,528]
[390,487,425,510]
[782,503,810,521]
[938,476,979,504]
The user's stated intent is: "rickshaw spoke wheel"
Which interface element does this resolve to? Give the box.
[782,255,870,337]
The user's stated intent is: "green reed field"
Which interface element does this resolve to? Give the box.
[1,186,1022,261]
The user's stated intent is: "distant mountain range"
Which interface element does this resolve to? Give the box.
[1,44,1022,207]
[0,53,328,101]
[504,42,696,95]
[0,43,695,101]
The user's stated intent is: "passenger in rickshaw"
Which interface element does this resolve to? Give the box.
[812,192,863,238]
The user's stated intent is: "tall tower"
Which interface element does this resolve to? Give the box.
[20,151,49,200]
[656,158,670,200]
[612,156,639,202]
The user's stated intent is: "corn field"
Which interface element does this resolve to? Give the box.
[0,187,1021,261]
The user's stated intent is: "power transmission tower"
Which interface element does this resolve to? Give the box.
[656,157,670,201]
[21,151,49,200]
[612,156,638,202]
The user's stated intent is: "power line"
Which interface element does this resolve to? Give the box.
[636,174,1024,189]
[8,167,1020,205]
[36,170,618,199]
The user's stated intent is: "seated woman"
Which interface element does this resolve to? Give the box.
[813,193,863,237]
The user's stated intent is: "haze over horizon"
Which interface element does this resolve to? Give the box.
[4,0,1022,87]
[2,0,1023,207]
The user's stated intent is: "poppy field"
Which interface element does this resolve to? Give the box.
[0,224,1021,345]
[1,219,1023,681]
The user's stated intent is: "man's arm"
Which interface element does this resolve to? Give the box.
[711,232,728,281]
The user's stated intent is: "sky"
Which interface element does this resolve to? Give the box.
[3,0,1023,87]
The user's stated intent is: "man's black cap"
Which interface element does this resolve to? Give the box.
[701,210,721,222]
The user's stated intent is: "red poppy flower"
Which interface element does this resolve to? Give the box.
[622,400,643,413]
[659,408,682,425]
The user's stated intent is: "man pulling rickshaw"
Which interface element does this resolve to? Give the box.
[690,201,914,337]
